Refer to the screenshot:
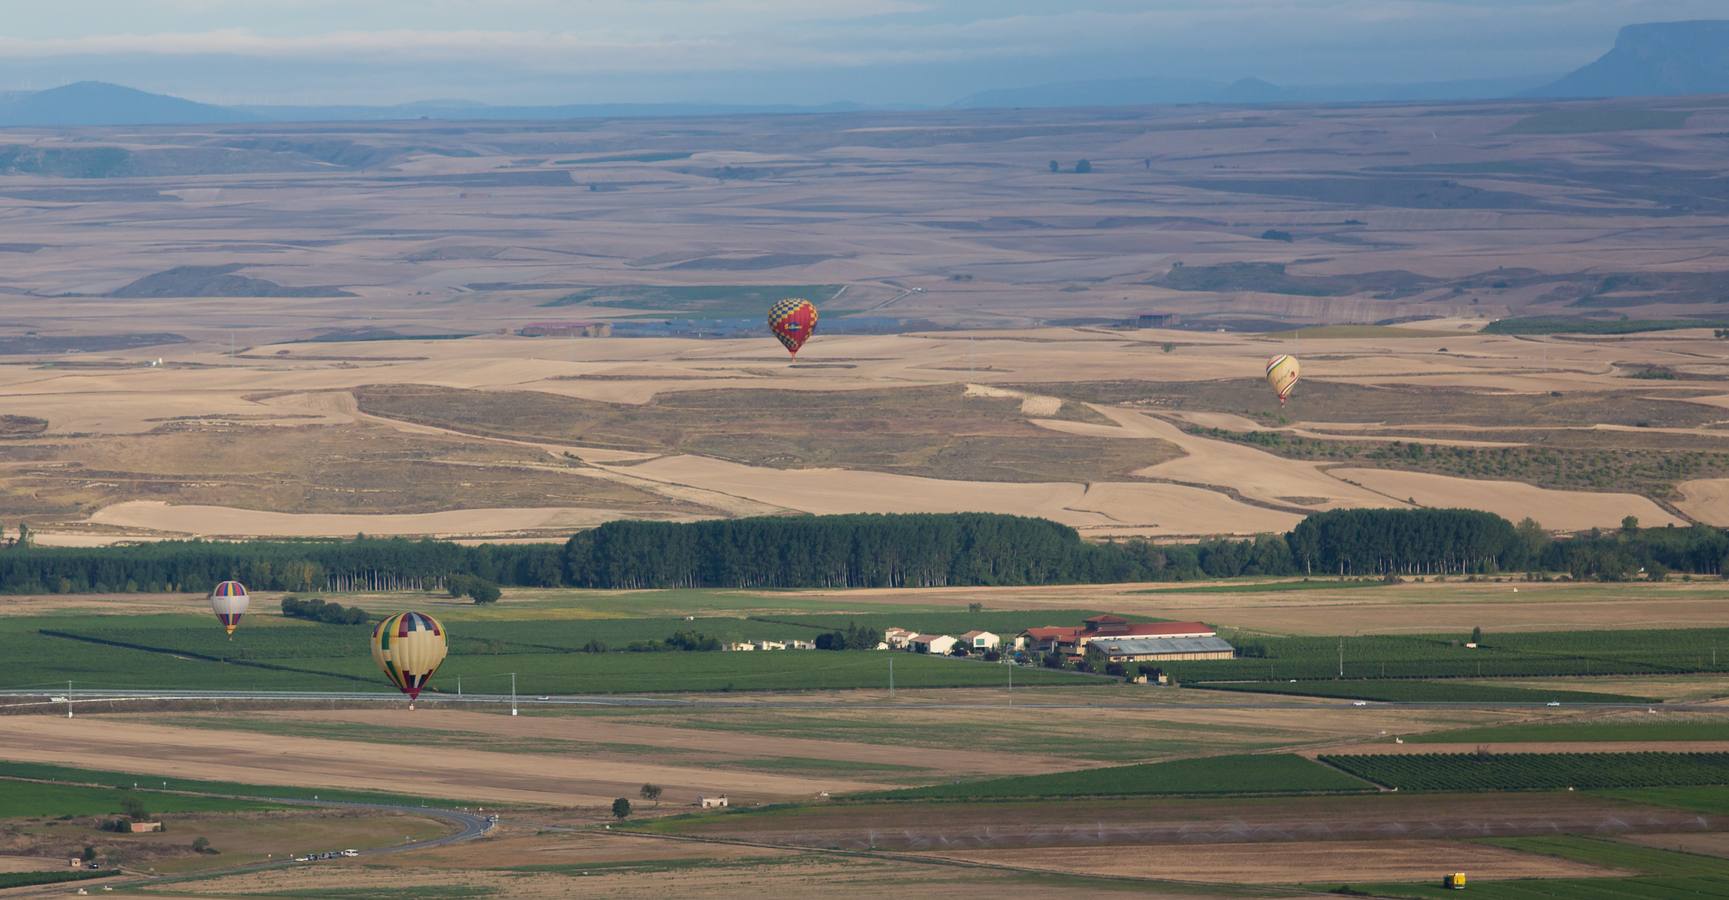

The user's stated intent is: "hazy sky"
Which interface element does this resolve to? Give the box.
[0,1,1721,106]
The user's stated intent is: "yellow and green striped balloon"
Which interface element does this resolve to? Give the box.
[370,611,448,704]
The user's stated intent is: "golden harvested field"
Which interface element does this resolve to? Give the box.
[0,97,1723,541]
[930,840,1621,883]
[0,716,881,806]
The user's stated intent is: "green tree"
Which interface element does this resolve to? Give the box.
[191,836,213,854]
[1048,160,1059,173]
[1622,515,1640,534]
[80,846,96,863]
[611,797,632,820]
[1514,517,1549,569]
[120,795,149,822]
[1471,626,1482,645]
[1074,159,1092,173]
[639,783,662,807]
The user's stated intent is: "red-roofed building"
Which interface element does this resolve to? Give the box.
[1017,619,1219,655]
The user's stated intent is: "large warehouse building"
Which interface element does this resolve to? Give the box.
[1088,636,1236,662]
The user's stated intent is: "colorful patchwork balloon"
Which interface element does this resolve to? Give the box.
[767,297,819,357]
[370,611,448,706]
[208,580,250,638]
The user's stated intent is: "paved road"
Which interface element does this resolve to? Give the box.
[0,688,1710,711]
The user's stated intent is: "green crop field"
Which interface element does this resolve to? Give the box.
[6,606,1101,695]
[0,761,481,809]
[1319,752,1729,792]
[1339,835,1729,898]
[0,872,107,890]
[1598,785,1729,816]
[860,753,1372,800]
[1165,627,1729,683]
[0,779,271,818]
[1411,719,1729,744]
[1191,679,1647,703]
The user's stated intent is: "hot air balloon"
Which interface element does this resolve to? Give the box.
[1266,354,1300,406]
[208,580,249,639]
[370,612,448,708]
[767,297,818,357]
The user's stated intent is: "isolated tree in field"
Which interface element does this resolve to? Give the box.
[1074,159,1092,173]
[639,783,662,807]
[1048,160,1059,173]
[1471,626,1482,645]
[80,846,96,863]
[1622,515,1640,534]
[967,601,983,613]
[191,836,215,854]
[611,797,632,820]
[120,795,149,822]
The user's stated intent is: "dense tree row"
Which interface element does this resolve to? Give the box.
[280,596,370,625]
[0,538,559,595]
[1287,508,1523,575]
[1540,520,1729,580]
[6,510,1729,595]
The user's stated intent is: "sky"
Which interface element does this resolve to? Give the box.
[0,0,1720,107]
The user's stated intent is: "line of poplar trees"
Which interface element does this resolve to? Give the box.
[0,509,1721,594]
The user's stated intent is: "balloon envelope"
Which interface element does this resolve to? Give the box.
[208,580,250,636]
[370,612,448,701]
[767,297,818,356]
[1266,354,1300,405]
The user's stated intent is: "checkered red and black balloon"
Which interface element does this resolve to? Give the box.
[767,297,819,356]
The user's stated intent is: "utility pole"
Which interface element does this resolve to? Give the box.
[66,680,72,719]
[888,656,894,697]
[510,673,518,717]
[457,676,462,697]
[1337,636,1344,678]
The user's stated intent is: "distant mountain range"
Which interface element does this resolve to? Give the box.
[0,82,868,127]
[0,20,1723,127]
[954,74,1552,108]
[0,81,249,126]
[1531,20,1729,97]
[958,20,1729,109]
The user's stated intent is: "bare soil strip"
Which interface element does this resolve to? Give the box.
[927,840,1621,883]
[0,717,877,807]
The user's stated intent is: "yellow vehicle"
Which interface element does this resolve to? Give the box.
[1443,872,1467,889]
